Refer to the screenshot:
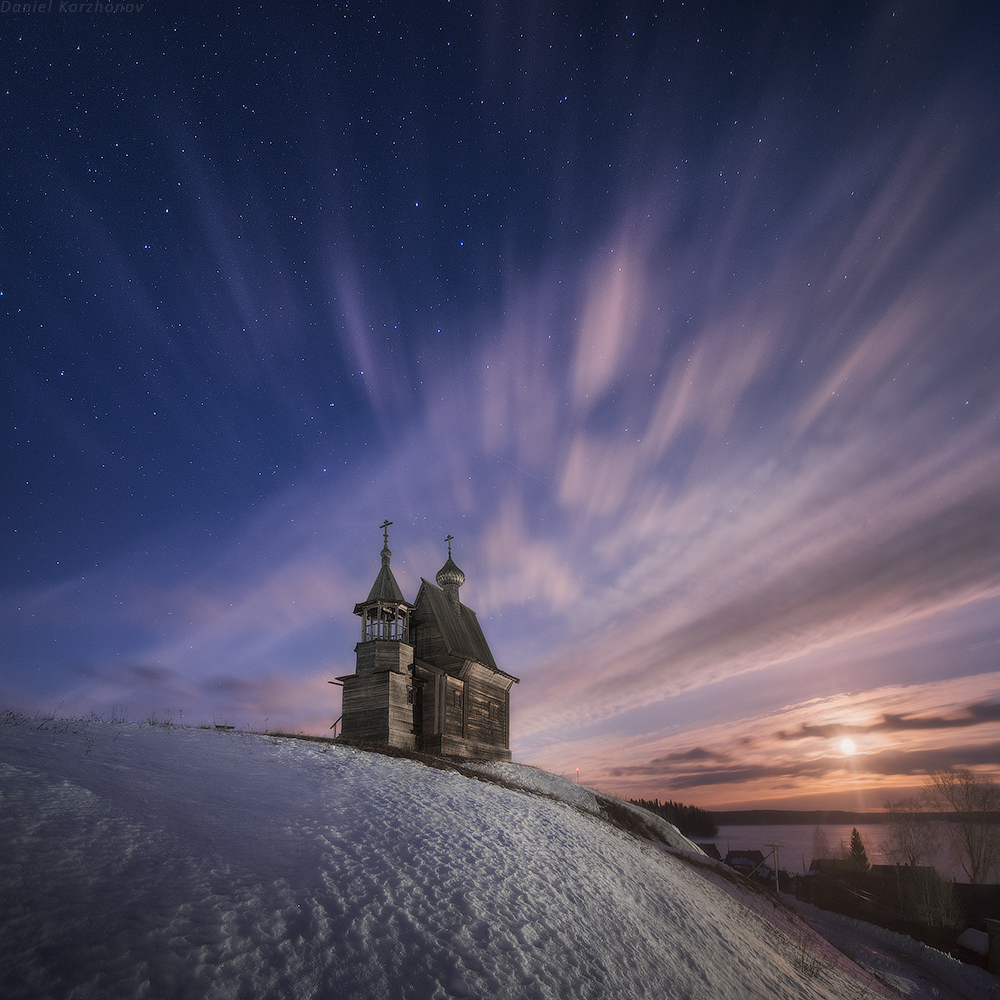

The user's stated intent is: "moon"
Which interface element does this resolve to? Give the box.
[840,738,857,756]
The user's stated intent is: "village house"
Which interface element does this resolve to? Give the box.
[338,523,518,761]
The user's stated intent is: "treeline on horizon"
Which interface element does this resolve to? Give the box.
[630,798,718,838]
[713,809,892,826]
[710,808,1000,825]
[624,804,1000,838]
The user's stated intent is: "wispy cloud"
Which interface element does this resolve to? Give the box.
[780,701,1000,741]
[5,64,999,815]
[531,673,1000,808]
[451,95,1000,748]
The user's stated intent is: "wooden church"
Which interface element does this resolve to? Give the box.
[338,523,518,761]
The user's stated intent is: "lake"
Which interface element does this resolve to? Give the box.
[699,822,975,883]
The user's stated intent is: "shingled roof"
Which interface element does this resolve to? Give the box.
[353,543,409,615]
[415,579,518,681]
[364,560,406,604]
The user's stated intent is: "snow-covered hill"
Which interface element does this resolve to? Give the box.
[0,716,994,999]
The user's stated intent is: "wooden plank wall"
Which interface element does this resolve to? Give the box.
[341,669,417,750]
[354,638,414,676]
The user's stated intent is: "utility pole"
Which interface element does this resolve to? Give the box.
[765,843,783,898]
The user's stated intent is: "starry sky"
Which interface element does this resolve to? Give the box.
[3,2,1000,810]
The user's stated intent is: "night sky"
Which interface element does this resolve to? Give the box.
[4,2,1000,809]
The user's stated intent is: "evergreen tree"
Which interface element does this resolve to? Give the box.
[848,827,871,873]
[629,798,717,838]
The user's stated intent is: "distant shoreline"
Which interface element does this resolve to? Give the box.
[711,809,958,826]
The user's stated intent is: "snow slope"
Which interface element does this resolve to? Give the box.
[0,716,994,1000]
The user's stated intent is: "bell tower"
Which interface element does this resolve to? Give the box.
[336,523,518,758]
[339,521,417,748]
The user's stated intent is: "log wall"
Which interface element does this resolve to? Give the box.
[341,663,417,750]
[355,638,414,675]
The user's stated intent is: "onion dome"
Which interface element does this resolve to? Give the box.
[436,535,465,610]
[435,556,465,591]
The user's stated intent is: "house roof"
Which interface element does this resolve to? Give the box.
[415,579,519,682]
[726,850,766,867]
[808,859,853,874]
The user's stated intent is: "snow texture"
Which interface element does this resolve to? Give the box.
[785,897,1000,1000]
[956,927,988,956]
[1,716,995,1000]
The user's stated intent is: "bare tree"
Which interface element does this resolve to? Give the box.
[882,797,938,867]
[924,768,1000,885]
[811,825,831,863]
